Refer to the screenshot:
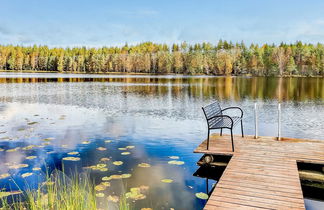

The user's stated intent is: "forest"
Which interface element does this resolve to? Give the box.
[0,41,324,76]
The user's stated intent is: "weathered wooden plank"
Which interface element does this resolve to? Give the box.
[195,134,324,209]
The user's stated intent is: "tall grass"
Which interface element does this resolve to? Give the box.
[0,170,130,210]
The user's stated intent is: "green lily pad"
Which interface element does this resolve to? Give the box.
[168,160,185,165]
[195,192,209,200]
[107,195,119,203]
[95,184,106,191]
[126,145,135,149]
[67,151,79,155]
[0,173,10,179]
[113,161,123,166]
[121,152,130,155]
[161,179,173,183]
[125,187,146,200]
[96,193,105,198]
[8,163,29,169]
[169,156,179,159]
[32,167,41,171]
[118,148,127,151]
[104,140,112,143]
[21,172,33,178]
[138,163,151,168]
[100,157,110,162]
[121,174,132,178]
[62,157,80,161]
[97,147,107,151]
[82,141,90,144]
[25,156,37,160]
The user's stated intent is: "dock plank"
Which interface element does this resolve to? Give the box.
[194,134,324,210]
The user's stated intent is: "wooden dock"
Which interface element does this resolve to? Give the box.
[194,134,324,210]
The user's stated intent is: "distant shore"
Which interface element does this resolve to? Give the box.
[0,70,322,78]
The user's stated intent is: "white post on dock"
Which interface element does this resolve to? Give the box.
[278,103,281,141]
[254,103,258,139]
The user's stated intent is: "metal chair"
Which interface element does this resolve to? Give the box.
[202,101,244,152]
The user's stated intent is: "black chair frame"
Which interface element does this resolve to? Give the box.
[202,102,244,152]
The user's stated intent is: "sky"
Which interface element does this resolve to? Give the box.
[1,0,324,47]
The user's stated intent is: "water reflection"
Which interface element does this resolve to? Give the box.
[0,76,323,101]
[0,74,323,209]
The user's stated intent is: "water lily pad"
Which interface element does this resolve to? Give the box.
[6,148,19,152]
[168,160,185,165]
[161,179,173,183]
[121,174,132,178]
[109,175,123,179]
[138,163,151,168]
[21,172,33,178]
[86,164,108,171]
[27,122,38,125]
[100,157,110,162]
[118,148,127,151]
[107,195,119,203]
[95,184,106,191]
[101,182,110,187]
[0,173,10,179]
[97,147,107,151]
[169,156,179,159]
[102,176,111,181]
[26,156,37,160]
[22,145,36,150]
[8,163,29,169]
[32,167,41,171]
[82,141,90,144]
[42,137,54,141]
[62,157,80,161]
[195,192,209,200]
[126,145,135,149]
[113,161,123,166]
[96,193,105,198]
[0,148,4,151]
[125,187,146,200]
[67,151,79,155]
[104,140,112,143]
[121,152,130,155]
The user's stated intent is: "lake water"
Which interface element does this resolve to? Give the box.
[0,73,323,209]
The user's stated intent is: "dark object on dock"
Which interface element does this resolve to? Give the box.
[202,101,244,151]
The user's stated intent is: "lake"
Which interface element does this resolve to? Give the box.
[0,73,323,209]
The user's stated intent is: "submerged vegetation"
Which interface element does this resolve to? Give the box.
[1,41,324,76]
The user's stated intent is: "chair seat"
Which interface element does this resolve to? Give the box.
[209,116,241,129]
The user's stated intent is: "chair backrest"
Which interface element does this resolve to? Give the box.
[202,101,222,120]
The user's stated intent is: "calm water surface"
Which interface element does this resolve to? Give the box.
[0,73,323,209]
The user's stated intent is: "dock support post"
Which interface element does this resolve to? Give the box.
[254,103,258,139]
[278,103,281,141]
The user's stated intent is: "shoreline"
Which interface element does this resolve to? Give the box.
[0,70,322,78]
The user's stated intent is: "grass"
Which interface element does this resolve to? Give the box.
[0,170,130,210]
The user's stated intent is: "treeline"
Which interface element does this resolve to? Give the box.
[0,41,324,76]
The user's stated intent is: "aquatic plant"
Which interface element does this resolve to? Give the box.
[0,170,131,210]
[0,171,98,210]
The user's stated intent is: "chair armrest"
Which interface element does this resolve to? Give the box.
[222,107,243,118]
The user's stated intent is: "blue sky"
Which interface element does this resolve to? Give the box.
[1,0,324,47]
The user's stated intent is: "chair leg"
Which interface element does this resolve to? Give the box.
[241,120,244,137]
[207,129,210,150]
[220,128,223,136]
[230,129,234,152]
